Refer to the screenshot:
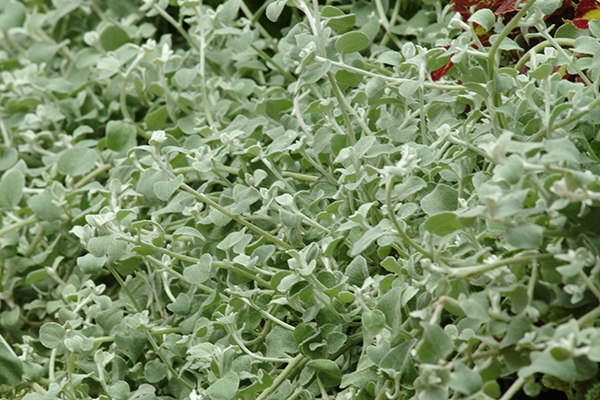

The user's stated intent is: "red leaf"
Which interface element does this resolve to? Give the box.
[478,0,509,12]
[431,59,454,81]
[451,0,481,7]
[495,0,519,14]
[452,3,473,21]
[573,0,600,29]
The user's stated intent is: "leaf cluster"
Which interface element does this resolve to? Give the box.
[2,1,600,400]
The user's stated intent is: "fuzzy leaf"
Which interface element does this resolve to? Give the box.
[57,147,97,176]
[207,371,240,400]
[0,169,24,209]
[154,174,184,201]
[336,31,369,54]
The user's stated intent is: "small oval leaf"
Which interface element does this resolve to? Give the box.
[335,31,369,54]
[0,169,24,209]
[39,322,65,349]
[424,212,462,236]
[57,147,97,176]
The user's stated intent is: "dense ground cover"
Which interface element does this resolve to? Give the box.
[3,0,600,399]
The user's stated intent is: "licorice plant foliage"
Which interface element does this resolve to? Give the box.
[3,0,600,399]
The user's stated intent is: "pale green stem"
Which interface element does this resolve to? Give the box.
[66,351,75,397]
[0,118,11,146]
[446,135,490,159]
[579,270,600,303]
[578,305,600,327]
[286,385,306,400]
[529,95,600,142]
[118,52,151,139]
[173,163,240,176]
[251,44,296,82]
[145,329,193,390]
[317,377,331,400]
[179,180,292,249]
[313,55,469,91]
[35,29,76,61]
[210,159,233,188]
[535,24,593,87]
[105,262,193,390]
[299,149,337,183]
[256,355,307,400]
[230,327,292,363]
[397,108,422,132]
[329,71,374,138]
[118,234,270,288]
[386,177,431,258]
[374,0,403,50]
[527,260,538,309]
[451,254,554,279]
[49,348,57,381]
[487,0,537,82]
[151,151,293,250]
[195,1,216,127]
[222,314,292,363]
[238,297,296,331]
[487,0,537,132]
[26,227,45,257]
[92,328,181,346]
[327,73,357,145]
[299,0,361,144]
[74,164,112,188]
[281,171,318,182]
[419,87,426,145]
[499,377,525,400]
[120,52,145,117]
[106,262,142,312]
[30,382,48,395]
[514,39,574,72]
[374,381,392,400]
[0,215,40,237]
[543,73,552,139]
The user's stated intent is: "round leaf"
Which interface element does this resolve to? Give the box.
[336,31,369,54]
[0,147,18,171]
[64,332,94,353]
[420,184,458,215]
[506,223,544,249]
[57,147,97,176]
[106,121,137,152]
[266,0,286,22]
[206,371,240,400]
[0,169,24,209]
[363,309,386,335]
[300,59,331,84]
[306,359,341,387]
[0,0,27,30]
[107,381,130,400]
[115,331,147,362]
[424,212,462,236]
[154,174,184,201]
[99,25,130,51]
[166,293,191,315]
[183,255,212,284]
[174,68,197,89]
[39,322,65,349]
[77,253,107,275]
[27,190,63,221]
[144,359,168,383]
[468,9,495,32]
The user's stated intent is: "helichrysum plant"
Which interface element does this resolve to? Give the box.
[3,0,600,399]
